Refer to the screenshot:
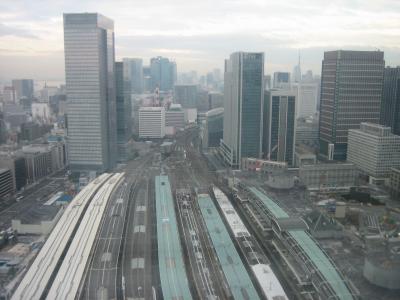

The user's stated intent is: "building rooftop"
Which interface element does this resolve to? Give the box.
[354,122,394,137]
[139,106,164,111]
[155,176,191,300]
[248,187,354,300]
[205,107,224,117]
[168,103,182,111]
[13,204,61,225]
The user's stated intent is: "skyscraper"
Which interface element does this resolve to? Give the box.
[220,52,264,168]
[63,13,117,172]
[264,90,296,166]
[380,67,400,135]
[122,58,143,94]
[296,82,318,118]
[12,79,34,100]
[150,56,177,91]
[115,62,132,162]
[174,85,198,108]
[319,50,384,160]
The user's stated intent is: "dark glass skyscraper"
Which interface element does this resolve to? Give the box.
[150,56,177,91]
[64,13,117,172]
[380,67,400,135]
[319,50,384,160]
[220,52,264,168]
[264,90,296,166]
[115,62,132,162]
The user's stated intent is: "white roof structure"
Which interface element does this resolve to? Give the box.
[12,173,112,300]
[213,187,249,237]
[46,173,124,300]
[252,264,288,300]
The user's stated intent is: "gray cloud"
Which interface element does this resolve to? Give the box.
[1,0,400,80]
[0,23,38,39]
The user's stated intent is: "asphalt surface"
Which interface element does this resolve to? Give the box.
[0,171,68,231]
[122,173,155,300]
[78,152,158,300]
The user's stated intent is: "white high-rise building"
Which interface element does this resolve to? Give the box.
[123,58,143,94]
[296,82,318,118]
[63,13,117,172]
[347,122,400,184]
[139,107,165,138]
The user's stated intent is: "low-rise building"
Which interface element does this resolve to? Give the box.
[295,145,317,167]
[242,158,294,189]
[11,204,63,235]
[139,107,165,139]
[391,168,400,199]
[0,169,13,200]
[347,122,400,184]
[0,154,27,191]
[299,163,358,191]
[22,143,65,184]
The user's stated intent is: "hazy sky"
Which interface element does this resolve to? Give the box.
[0,0,399,82]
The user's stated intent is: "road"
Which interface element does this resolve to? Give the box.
[122,173,155,300]
[78,152,158,300]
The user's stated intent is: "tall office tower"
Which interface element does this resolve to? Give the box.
[319,50,384,161]
[12,79,34,100]
[380,67,400,135]
[150,56,177,91]
[115,62,132,162]
[174,84,198,108]
[264,90,296,166]
[122,58,143,94]
[63,13,117,172]
[220,52,264,168]
[296,82,318,118]
[273,72,291,89]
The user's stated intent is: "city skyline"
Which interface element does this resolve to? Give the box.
[1,0,400,80]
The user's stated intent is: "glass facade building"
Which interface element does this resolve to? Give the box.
[380,67,400,135]
[220,52,264,168]
[63,13,117,172]
[150,56,177,91]
[264,90,296,166]
[319,50,384,160]
[115,62,132,162]
[11,79,34,100]
[122,58,143,94]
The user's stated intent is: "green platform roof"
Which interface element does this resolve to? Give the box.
[198,194,260,300]
[248,187,354,300]
[155,176,192,300]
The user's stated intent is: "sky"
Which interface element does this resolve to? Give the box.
[0,0,399,82]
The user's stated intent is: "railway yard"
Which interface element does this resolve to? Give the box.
[8,126,398,300]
